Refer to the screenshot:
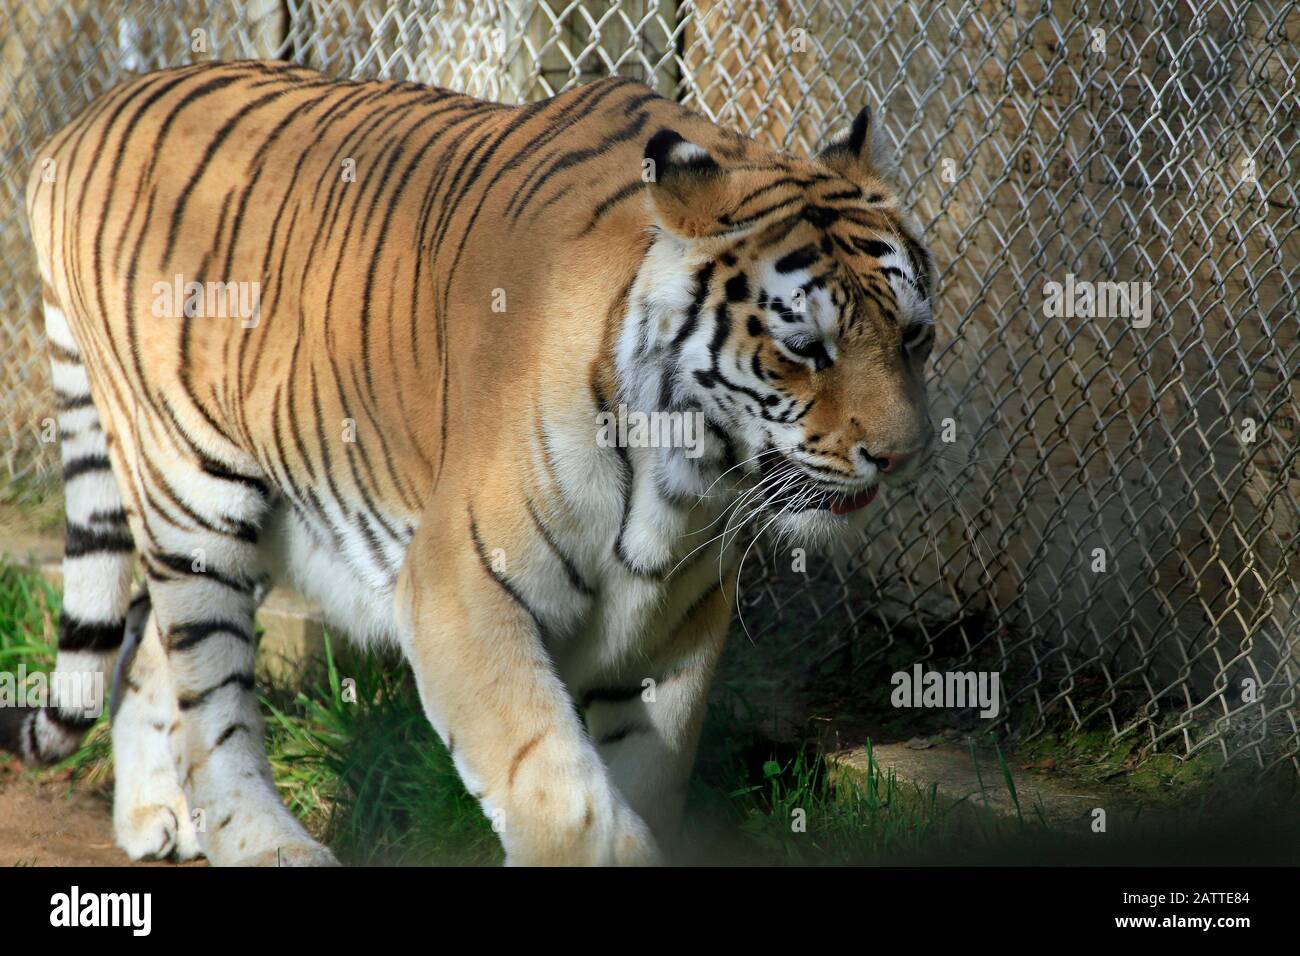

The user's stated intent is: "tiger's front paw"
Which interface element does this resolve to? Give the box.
[232,842,341,867]
[609,807,662,866]
[502,788,661,866]
[115,802,203,862]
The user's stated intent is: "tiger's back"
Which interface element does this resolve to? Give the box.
[27,61,754,576]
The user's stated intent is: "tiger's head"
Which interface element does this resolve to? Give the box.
[625,107,936,541]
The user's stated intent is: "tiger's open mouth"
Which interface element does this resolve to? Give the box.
[757,453,879,515]
[827,486,879,514]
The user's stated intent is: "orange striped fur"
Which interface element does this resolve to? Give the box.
[19,60,935,865]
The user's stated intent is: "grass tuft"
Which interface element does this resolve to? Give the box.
[264,635,500,865]
[0,559,59,672]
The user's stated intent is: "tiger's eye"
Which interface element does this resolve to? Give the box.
[784,337,833,370]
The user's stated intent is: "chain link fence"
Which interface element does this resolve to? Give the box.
[1,1,1296,774]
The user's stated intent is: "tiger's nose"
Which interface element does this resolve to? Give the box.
[862,447,921,473]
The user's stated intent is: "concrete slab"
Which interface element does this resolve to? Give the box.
[255,586,327,685]
[829,739,1140,828]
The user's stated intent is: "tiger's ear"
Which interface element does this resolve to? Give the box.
[644,129,732,240]
[817,106,897,184]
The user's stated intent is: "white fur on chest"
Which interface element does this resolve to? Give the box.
[543,431,736,687]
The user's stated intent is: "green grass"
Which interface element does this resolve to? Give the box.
[0,558,59,675]
[1,557,1295,866]
[691,734,984,865]
[263,637,501,865]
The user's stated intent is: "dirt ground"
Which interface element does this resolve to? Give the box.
[0,759,197,867]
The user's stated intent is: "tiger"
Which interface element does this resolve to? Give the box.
[6,59,935,865]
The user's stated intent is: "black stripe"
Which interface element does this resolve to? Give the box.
[525,498,594,597]
[222,518,260,544]
[581,685,644,709]
[707,421,737,471]
[427,101,556,482]
[25,710,40,758]
[237,85,387,434]
[802,205,840,229]
[468,508,550,642]
[46,339,80,364]
[56,393,95,413]
[852,236,895,260]
[282,360,321,488]
[216,85,339,280]
[721,195,804,230]
[307,366,365,561]
[178,673,254,711]
[149,551,252,594]
[668,579,724,638]
[670,261,715,348]
[728,176,808,216]
[752,208,806,248]
[58,614,123,652]
[898,232,933,298]
[170,620,252,652]
[166,85,333,449]
[196,452,269,498]
[140,443,245,542]
[64,522,133,558]
[409,107,506,375]
[346,357,424,512]
[46,709,97,731]
[609,428,669,579]
[214,723,249,747]
[581,179,642,233]
[597,723,648,746]
[356,511,395,584]
[774,243,821,273]
[819,186,863,202]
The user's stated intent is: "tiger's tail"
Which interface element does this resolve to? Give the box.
[0,291,139,762]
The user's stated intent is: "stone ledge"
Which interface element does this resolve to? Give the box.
[253,586,327,686]
[828,740,1139,829]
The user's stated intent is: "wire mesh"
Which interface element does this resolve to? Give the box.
[0,0,1295,772]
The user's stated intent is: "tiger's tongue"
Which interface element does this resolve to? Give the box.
[830,486,878,515]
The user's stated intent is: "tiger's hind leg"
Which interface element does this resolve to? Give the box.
[110,575,271,861]
[111,426,335,866]
[0,296,133,762]
[110,594,202,861]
